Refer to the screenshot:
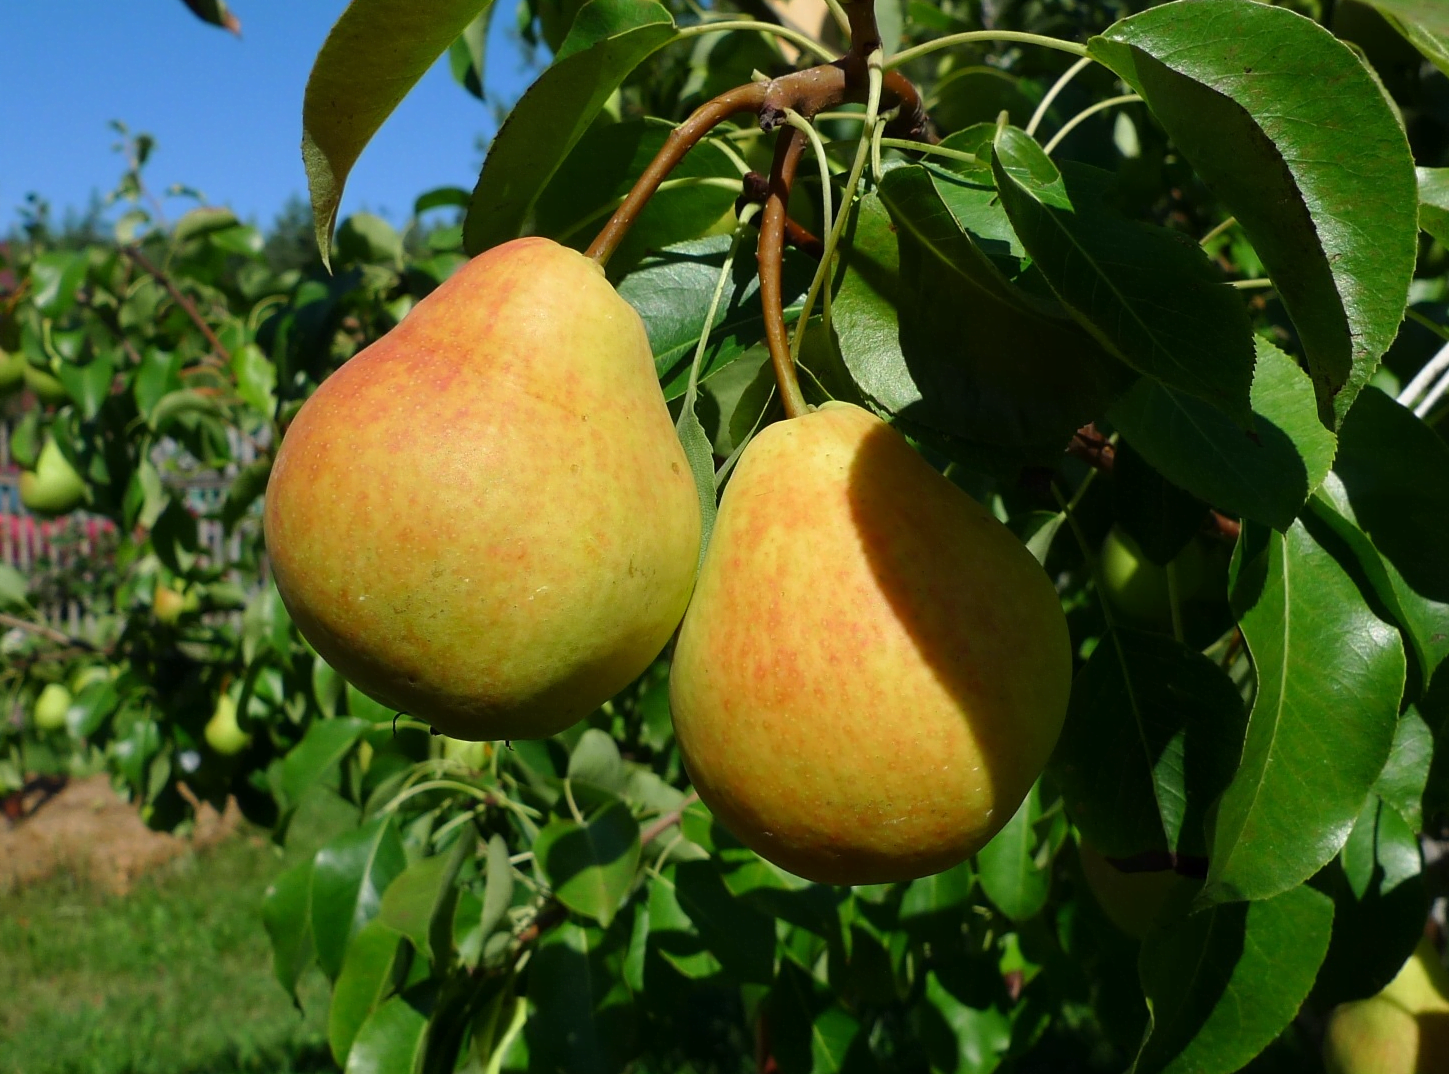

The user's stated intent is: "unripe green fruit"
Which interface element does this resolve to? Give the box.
[22,363,69,406]
[1078,842,1192,940]
[443,736,490,771]
[0,348,24,396]
[204,694,251,755]
[153,583,187,624]
[1098,526,1206,625]
[1323,997,1418,1074]
[20,439,87,517]
[34,683,73,732]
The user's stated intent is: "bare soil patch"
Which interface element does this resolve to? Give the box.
[0,775,240,894]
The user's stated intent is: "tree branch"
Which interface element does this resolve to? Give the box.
[758,127,811,420]
[122,246,231,365]
[0,612,100,652]
[639,790,700,845]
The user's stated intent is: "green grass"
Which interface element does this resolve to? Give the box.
[0,792,359,1074]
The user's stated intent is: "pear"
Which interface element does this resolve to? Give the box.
[1323,997,1419,1074]
[264,237,701,742]
[20,438,87,517]
[1098,526,1207,626]
[1078,841,1194,940]
[153,582,188,624]
[33,683,72,732]
[670,402,1071,884]
[204,694,251,755]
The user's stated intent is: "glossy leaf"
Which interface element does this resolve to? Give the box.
[534,798,640,927]
[280,716,369,809]
[261,858,315,999]
[975,783,1048,922]
[1420,168,1449,245]
[302,0,494,265]
[916,970,1012,1074]
[770,962,865,1074]
[378,829,474,968]
[1052,628,1246,861]
[645,866,724,980]
[1202,521,1406,906]
[463,0,677,255]
[1330,388,1449,686]
[447,6,492,100]
[328,918,404,1067]
[833,189,1128,468]
[615,235,814,399]
[312,816,409,979]
[1091,0,1418,424]
[991,128,1254,420]
[1376,708,1434,832]
[1374,0,1449,41]
[344,994,429,1074]
[670,859,776,984]
[1109,338,1337,530]
[1135,884,1333,1074]
[480,834,515,941]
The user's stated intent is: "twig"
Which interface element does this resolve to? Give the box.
[758,127,811,419]
[1067,423,1115,471]
[122,246,231,364]
[639,791,701,845]
[0,612,99,652]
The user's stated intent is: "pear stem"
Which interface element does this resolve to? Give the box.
[758,126,811,420]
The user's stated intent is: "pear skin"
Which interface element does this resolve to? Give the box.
[669,402,1071,884]
[264,237,701,741]
[1323,997,1419,1074]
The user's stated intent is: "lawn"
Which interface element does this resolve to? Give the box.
[0,790,358,1074]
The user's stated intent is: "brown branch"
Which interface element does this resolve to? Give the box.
[513,901,569,949]
[122,246,231,365]
[759,127,811,420]
[639,790,700,846]
[0,612,99,652]
[1206,511,1241,543]
[739,173,825,258]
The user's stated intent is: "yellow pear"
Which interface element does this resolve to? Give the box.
[33,683,72,732]
[205,694,251,755]
[264,237,701,742]
[670,402,1071,884]
[1323,997,1419,1074]
[1385,939,1449,1016]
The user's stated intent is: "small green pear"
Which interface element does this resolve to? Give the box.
[670,402,1071,885]
[1384,939,1449,1016]
[442,736,490,771]
[264,237,700,742]
[1078,842,1193,940]
[204,694,251,755]
[153,582,187,624]
[23,362,70,406]
[20,439,87,517]
[33,683,73,732]
[1099,526,1206,625]
[0,348,25,396]
[1323,997,1419,1074]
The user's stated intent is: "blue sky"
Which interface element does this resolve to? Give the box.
[0,1,541,234]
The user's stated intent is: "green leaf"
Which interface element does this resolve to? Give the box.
[178,0,240,34]
[1329,388,1449,687]
[833,189,1128,469]
[1090,0,1418,425]
[221,457,272,532]
[1135,884,1333,1074]
[261,858,315,1000]
[1111,442,1207,566]
[230,343,276,416]
[1052,629,1246,861]
[312,815,409,979]
[533,118,739,270]
[328,918,404,1067]
[280,716,368,810]
[645,867,724,980]
[1376,708,1433,832]
[770,962,866,1074]
[146,388,224,435]
[343,994,429,1074]
[1419,168,1449,246]
[534,798,640,926]
[30,253,88,316]
[480,833,515,941]
[378,829,474,967]
[615,235,814,398]
[898,861,974,922]
[974,783,1048,922]
[1202,520,1406,906]
[1375,1,1449,51]
[0,565,29,610]
[302,0,495,265]
[916,970,1012,1074]
[990,128,1254,421]
[670,859,776,984]
[567,728,629,795]
[54,351,117,421]
[447,7,492,99]
[524,923,611,1074]
[1109,338,1337,531]
[66,681,119,739]
[463,0,677,255]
